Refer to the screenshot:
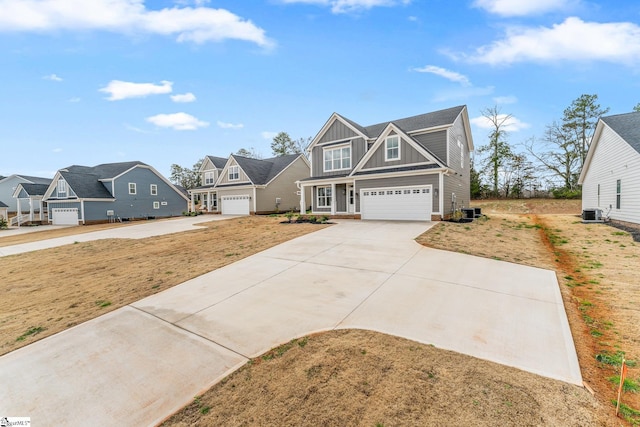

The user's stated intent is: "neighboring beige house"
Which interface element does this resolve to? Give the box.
[189,153,311,215]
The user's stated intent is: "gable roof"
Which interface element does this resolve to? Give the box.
[63,161,147,180]
[362,105,466,139]
[18,183,50,196]
[232,154,302,185]
[204,155,228,169]
[0,174,52,185]
[0,200,8,208]
[601,111,640,155]
[59,171,114,199]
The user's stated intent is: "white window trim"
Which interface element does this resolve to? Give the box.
[57,179,67,195]
[128,183,136,195]
[228,165,240,181]
[385,135,400,162]
[317,186,332,208]
[323,143,351,173]
[153,201,160,209]
[204,171,216,185]
[150,184,158,196]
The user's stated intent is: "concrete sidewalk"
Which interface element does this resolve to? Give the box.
[0,215,234,257]
[0,220,582,426]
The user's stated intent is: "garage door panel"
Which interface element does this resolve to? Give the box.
[360,186,431,221]
[52,208,79,225]
[221,195,250,215]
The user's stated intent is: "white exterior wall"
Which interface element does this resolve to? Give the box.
[582,125,640,224]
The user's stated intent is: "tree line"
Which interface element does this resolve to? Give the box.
[472,94,638,199]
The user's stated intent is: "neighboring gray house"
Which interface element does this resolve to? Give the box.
[0,174,52,213]
[0,200,8,222]
[579,111,640,225]
[189,154,311,215]
[298,105,474,221]
[43,161,188,225]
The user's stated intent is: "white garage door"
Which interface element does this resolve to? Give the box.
[52,208,79,225]
[221,195,250,215]
[360,186,432,221]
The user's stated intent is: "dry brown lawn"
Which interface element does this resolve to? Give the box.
[0,216,327,355]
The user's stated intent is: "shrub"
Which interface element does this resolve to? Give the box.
[552,187,582,199]
[0,217,7,229]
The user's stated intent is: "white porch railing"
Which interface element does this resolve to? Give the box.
[10,214,30,226]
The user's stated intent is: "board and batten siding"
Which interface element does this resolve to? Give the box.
[311,137,367,178]
[255,157,310,213]
[412,130,447,164]
[218,162,251,185]
[582,125,640,224]
[318,119,358,144]
[355,174,440,213]
[360,133,429,170]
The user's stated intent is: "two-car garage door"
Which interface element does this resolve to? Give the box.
[221,195,250,215]
[360,186,432,221]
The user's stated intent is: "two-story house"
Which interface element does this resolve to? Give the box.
[189,154,311,215]
[43,161,188,225]
[298,105,474,221]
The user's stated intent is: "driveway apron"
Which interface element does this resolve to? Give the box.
[0,220,582,425]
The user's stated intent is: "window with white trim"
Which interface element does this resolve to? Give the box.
[385,136,400,161]
[616,179,621,209]
[153,201,160,209]
[323,145,351,172]
[57,179,67,196]
[228,165,239,181]
[150,184,158,195]
[317,186,332,208]
[204,171,215,185]
[128,183,136,195]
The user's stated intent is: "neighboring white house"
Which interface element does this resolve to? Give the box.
[579,111,640,224]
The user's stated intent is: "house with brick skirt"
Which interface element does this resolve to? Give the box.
[43,161,188,225]
[579,111,640,225]
[297,105,474,221]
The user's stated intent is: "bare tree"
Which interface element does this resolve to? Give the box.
[476,106,515,197]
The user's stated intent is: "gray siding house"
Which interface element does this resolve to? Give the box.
[188,154,311,215]
[12,183,50,225]
[43,161,188,225]
[0,174,51,213]
[0,200,7,222]
[579,111,640,225]
[189,155,228,212]
[298,105,474,221]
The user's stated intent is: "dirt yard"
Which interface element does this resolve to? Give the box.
[0,216,326,355]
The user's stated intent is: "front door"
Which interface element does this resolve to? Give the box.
[347,185,355,213]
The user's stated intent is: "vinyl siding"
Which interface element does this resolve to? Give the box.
[355,174,440,213]
[311,138,366,177]
[413,130,447,164]
[255,157,310,213]
[0,176,30,212]
[360,134,430,170]
[582,125,640,224]
[444,173,469,216]
[442,112,471,214]
[318,119,358,144]
[312,186,331,212]
[218,161,251,185]
[47,201,81,221]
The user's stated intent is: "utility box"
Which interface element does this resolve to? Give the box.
[582,209,603,223]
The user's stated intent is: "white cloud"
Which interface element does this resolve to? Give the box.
[99,80,173,101]
[413,65,470,86]
[261,131,277,140]
[52,148,63,153]
[0,0,273,47]
[170,92,196,103]
[146,112,209,130]
[472,0,575,16]
[470,114,530,132]
[68,97,81,102]
[217,121,243,129]
[280,0,410,14]
[43,73,62,81]
[461,17,640,66]
[493,95,517,104]
[175,0,210,5]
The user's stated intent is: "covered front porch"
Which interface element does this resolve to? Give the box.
[298,177,356,216]
[189,187,218,213]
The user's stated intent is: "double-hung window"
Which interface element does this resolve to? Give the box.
[228,165,239,181]
[385,136,400,161]
[324,145,351,172]
[204,171,215,185]
[153,201,160,209]
[150,184,158,196]
[128,183,136,195]
[57,179,67,197]
[317,187,332,208]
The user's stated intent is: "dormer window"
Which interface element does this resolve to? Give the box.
[204,171,216,185]
[57,179,67,196]
[385,136,400,161]
[323,145,351,172]
[228,165,239,181]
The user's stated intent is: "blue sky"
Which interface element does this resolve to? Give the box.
[1,0,639,178]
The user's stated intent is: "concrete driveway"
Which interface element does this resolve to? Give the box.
[0,220,582,426]
[0,215,234,257]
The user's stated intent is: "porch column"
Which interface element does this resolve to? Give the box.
[331,183,336,215]
[16,198,21,227]
[81,200,85,224]
[29,198,34,222]
[208,191,212,212]
[299,184,306,213]
[190,192,195,213]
